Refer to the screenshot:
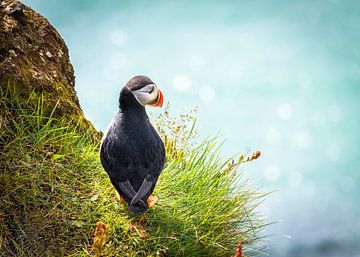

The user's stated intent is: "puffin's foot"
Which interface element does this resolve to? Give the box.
[137,214,147,238]
[129,214,147,239]
[147,194,158,208]
[116,191,126,205]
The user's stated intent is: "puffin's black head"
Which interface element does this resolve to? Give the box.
[119,75,164,110]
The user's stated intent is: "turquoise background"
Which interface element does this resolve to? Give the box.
[23,1,360,256]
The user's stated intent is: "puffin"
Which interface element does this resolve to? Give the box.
[100,75,165,215]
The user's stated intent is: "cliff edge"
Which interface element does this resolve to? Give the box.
[0,0,96,134]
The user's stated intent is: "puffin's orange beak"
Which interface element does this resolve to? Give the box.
[148,88,164,107]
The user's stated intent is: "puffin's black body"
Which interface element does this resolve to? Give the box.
[100,76,165,214]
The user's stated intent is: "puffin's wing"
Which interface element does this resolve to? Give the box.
[130,128,165,206]
[130,175,154,206]
[101,128,147,207]
[118,180,147,208]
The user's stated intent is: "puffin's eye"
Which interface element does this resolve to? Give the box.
[148,86,154,94]
[138,84,156,94]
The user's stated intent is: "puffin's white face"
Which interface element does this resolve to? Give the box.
[131,83,164,107]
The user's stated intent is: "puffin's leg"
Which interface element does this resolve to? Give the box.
[129,220,146,239]
[129,221,136,231]
[147,194,158,208]
[136,213,147,238]
[129,214,147,238]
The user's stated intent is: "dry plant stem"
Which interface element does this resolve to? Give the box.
[92,222,109,257]
[233,240,244,257]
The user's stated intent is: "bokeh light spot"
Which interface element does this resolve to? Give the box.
[173,75,192,92]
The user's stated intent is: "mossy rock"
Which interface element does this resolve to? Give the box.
[0,0,98,138]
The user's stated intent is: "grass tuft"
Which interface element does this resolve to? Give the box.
[0,88,268,256]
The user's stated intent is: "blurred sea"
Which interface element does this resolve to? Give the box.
[23,1,360,256]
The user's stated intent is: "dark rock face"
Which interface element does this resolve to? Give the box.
[0,0,96,134]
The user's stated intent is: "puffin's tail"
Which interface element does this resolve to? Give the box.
[128,203,147,214]
[112,177,154,215]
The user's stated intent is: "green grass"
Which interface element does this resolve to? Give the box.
[0,87,268,257]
